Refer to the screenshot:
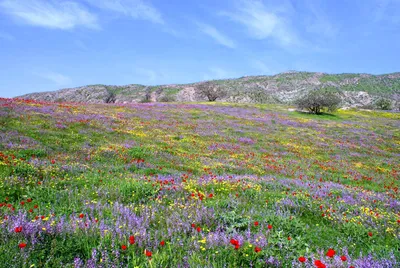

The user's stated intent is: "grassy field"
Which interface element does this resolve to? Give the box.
[0,98,399,267]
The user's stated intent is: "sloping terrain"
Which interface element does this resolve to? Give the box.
[18,72,400,109]
[0,98,399,267]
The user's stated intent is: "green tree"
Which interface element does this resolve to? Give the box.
[295,89,341,114]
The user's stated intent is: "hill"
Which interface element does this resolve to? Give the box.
[18,71,400,109]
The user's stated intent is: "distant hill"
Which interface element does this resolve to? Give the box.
[17,71,400,109]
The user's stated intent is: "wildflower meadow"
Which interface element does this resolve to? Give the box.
[0,98,399,267]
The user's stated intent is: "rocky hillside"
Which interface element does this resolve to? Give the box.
[17,71,400,109]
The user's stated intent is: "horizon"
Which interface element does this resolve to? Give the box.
[1,0,400,98]
[14,70,400,98]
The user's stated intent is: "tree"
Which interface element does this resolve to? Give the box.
[104,91,116,103]
[197,82,227,101]
[295,89,341,114]
[374,98,392,110]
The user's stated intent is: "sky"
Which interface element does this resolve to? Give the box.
[0,0,399,98]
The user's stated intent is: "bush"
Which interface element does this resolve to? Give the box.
[196,81,227,101]
[158,95,176,102]
[139,90,152,103]
[294,89,341,114]
[104,91,116,103]
[374,98,392,110]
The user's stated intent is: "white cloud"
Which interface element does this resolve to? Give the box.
[85,0,163,24]
[34,71,71,85]
[221,0,299,47]
[197,22,236,48]
[0,0,99,30]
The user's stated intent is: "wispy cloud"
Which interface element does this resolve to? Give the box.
[85,0,164,24]
[34,71,71,85]
[0,0,99,30]
[221,0,300,47]
[0,31,14,40]
[197,22,236,48]
[304,0,337,38]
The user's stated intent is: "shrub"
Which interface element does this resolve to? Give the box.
[104,91,116,103]
[196,81,227,101]
[139,90,152,103]
[294,89,341,114]
[374,98,392,110]
[158,95,176,102]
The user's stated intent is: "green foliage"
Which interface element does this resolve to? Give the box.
[196,82,227,101]
[128,146,149,159]
[295,89,341,114]
[15,149,47,159]
[374,98,392,110]
[158,95,176,102]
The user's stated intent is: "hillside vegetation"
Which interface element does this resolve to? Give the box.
[18,72,400,110]
[0,98,399,267]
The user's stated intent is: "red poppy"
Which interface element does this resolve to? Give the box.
[254,246,261,253]
[191,223,196,228]
[314,260,326,268]
[349,266,355,268]
[267,224,272,230]
[20,201,25,206]
[298,256,306,263]
[145,250,152,257]
[287,236,291,241]
[34,205,38,209]
[79,213,84,218]
[230,239,239,246]
[129,236,135,245]
[341,255,347,261]
[234,244,240,250]
[14,226,22,233]
[27,198,32,203]
[368,232,373,237]
[208,193,213,198]
[254,221,259,226]
[18,242,27,249]
[121,245,127,250]
[51,159,55,164]
[196,227,201,232]
[326,248,335,258]
[28,209,33,213]
[160,240,165,246]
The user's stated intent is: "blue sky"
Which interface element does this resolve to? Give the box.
[0,0,399,97]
